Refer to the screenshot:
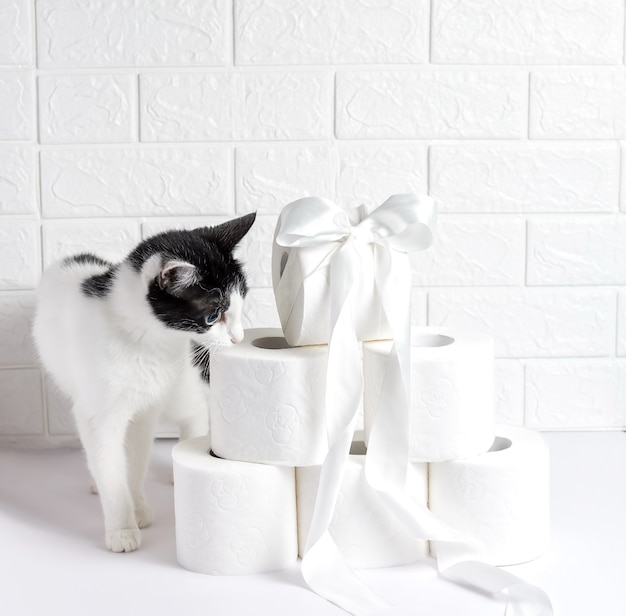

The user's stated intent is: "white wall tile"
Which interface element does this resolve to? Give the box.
[4,3,626,440]
[243,288,281,330]
[411,290,428,327]
[235,0,428,65]
[0,145,36,215]
[618,291,626,357]
[38,74,134,144]
[42,221,141,267]
[0,0,33,66]
[495,359,524,426]
[141,217,228,239]
[40,148,231,218]
[430,145,619,213]
[0,368,44,435]
[336,144,428,209]
[0,72,33,140]
[336,70,526,139]
[237,215,277,289]
[236,146,335,215]
[43,377,76,437]
[526,359,626,429]
[432,0,623,65]
[37,0,230,68]
[530,70,626,139]
[0,221,39,290]
[411,216,525,286]
[620,146,626,213]
[428,288,615,358]
[527,216,626,286]
[141,72,332,142]
[0,294,37,366]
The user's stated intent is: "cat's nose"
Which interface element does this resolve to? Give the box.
[230,324,244,344]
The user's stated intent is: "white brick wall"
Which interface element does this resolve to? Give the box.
[2,0,625,445]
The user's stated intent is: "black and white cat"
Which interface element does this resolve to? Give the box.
[33,213,256,553]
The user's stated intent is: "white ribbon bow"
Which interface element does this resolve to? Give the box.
[275,194,438,614]
[276,193,436,251]
[275,194,436,485]
[274,194,552,616]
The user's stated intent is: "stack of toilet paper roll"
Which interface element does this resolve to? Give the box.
[172,326,550,576]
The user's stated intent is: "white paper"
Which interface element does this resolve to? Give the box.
[363,327,495,462]
[210,328,330,465]
[271,194,436,347]
[272,235,389,346]
[297,442,429,569]
[430,425,550,567]
[172,436,298,575]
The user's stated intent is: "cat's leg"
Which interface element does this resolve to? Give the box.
[126,410,157,530]
[162,367,210,442]
[75,408,141,553]
[160,371,209,484]
[178,404,209,442]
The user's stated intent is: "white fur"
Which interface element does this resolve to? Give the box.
[33,257,244,553]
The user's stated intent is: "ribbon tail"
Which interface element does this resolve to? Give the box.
[363,248,478,545]
[365,248,412,493]
[302,528,390,616]
[301,423,390,616]
[301,240,388,615]
[440,561,553,616]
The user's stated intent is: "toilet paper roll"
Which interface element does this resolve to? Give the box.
[272,232,389,346]
[429,425,550,567]
[297,442,429,569]
[172,436,298,575]
[210,327,329,465]
[271,194,436,347]
[363,327,495,462]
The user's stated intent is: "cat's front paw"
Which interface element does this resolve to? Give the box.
[134,503,154,529]
[106,528,141,553]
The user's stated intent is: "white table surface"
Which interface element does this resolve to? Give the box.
[0,431,624,615]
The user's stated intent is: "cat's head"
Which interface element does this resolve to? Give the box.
[128,213,256,349]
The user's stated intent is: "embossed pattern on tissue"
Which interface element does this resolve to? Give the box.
[182,511,211,549]
[210,476,242,511]
[249,358,286,385]
[418,376,456,419]
[456,468,483,501]
[368,508,398,542]
[219,384,246,423]
[304,361,327,396]
[232,528,266,567]
[265,404,297,444]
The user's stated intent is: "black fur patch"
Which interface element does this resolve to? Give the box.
[129,215,255,332]
[63,253,111,269]
[82,268,117,298]
[146,279,240,334]
[63,253,117,298]
[191,342,211,383]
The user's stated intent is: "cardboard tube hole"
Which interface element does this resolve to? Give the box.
[488,437,513,453]
[251,336,292,350]
[412,333,455,348]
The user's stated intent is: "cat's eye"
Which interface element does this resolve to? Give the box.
[205,311,221,326]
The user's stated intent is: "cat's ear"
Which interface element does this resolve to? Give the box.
[158,260,199,295]
[205,212,256,253]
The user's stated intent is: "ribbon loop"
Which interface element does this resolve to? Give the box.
[272,193,552,616]
[276,193,437,254]
[272,193,438,616]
